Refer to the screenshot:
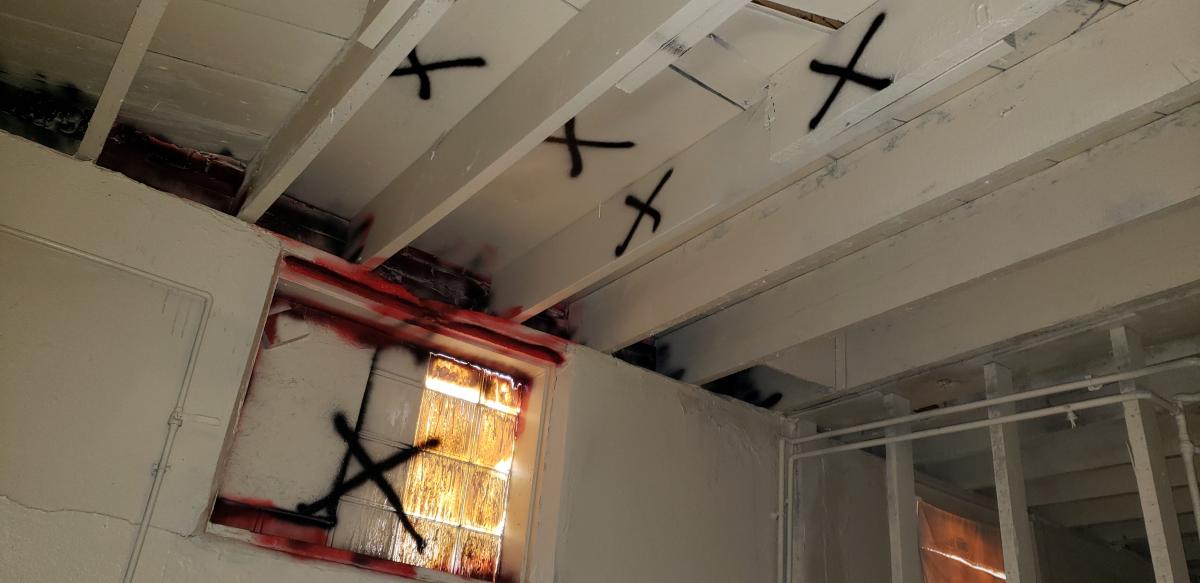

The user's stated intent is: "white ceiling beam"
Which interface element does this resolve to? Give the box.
[564,0,1200,355]
[1037,487,1194,529]
[489,0,1058,320]
[75,0,171,161]
[665,97,1200,385]
[570,0,1200,364]
[1026,458,1191,508]
[236,0,452,222]
[350,0,747,268]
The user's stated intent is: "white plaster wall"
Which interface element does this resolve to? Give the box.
[0,132,280,581]
[532,346,783,583]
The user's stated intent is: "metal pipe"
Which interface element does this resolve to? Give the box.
[790,357,1200,446]
[791,391,1173,461]
[776,437,787,583]
[785,454,795,583]
[1173,399,1200,540]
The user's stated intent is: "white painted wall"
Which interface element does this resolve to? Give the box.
[0,131,1154,583]
[0,132,787,582]
[531,346,784,583]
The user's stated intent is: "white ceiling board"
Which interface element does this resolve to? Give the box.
[2,0,344,92]
[0,14,119,97]
[152,0,345,92]
[769,0,876,22]
[992,0,1123,70]
[0,0,139,41]
[673,5,829,108]
[289,0,577,217]
[125,55,300,149]
[0,13,301,160]
[413,70,741,273]
[209,0,370,39]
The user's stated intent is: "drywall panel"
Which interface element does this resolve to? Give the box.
[535,346,782,582]
[0,132,280,542]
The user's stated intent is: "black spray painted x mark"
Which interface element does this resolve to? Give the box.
[296,412,439,553]
[807,12,893,130]
[614,168,673,257]
[544,117,635,178]
[391,47,486,101]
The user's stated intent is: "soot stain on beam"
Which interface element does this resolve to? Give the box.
[0,70,95,154]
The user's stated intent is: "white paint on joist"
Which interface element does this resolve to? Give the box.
[488,0,1050,321]
[1,0,347,92]
[672,5,830,109]
[409,3,826,272]
[206,0,370,39]
[237,0,453,221]
[664,101,1200,384]
[768,0,877,22]
[413,70,742,272]
[351,0,751,267]
[571,0,1200,360]
[76,0,171,161]
[0,12,301,159]
[765,0,1059,165]
[289,0,577,218]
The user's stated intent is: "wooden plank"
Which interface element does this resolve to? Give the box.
[76,0,171,161]
[1,0,346,92]
[152,0,345,92]
[986,363,1039,583]
[1114,325,1189,581]
[236,0,453,221]
[350,0,751,267]
[0,12,304,160]
[766,0,1057,165]
[208,0,370,39]
[884,395,922,583]
[289,0,578,219]
[568,0,1200,358]
[489,0,1053,321]
[412,70,742,271]
[357,0,416,48]
[662,101,1200,384]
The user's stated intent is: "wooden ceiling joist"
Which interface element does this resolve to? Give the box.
[653,0,1200,384]
[349,0,751,269]
[236,0,453,222]
[551,0,1198,371]
[75,0,170,161]
[487,0,1061,324]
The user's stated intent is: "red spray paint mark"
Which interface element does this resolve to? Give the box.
[251,533,422,578]
[280,255,568,366]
